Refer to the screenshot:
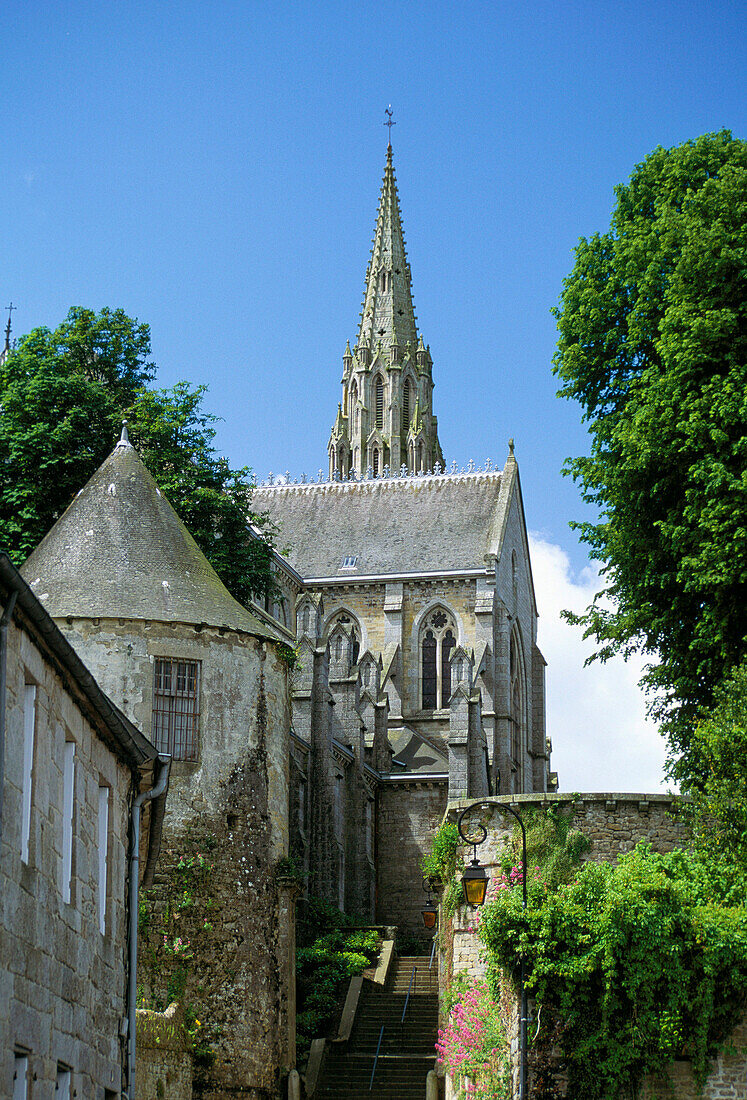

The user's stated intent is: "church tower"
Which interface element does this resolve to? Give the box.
[328,143,444,479]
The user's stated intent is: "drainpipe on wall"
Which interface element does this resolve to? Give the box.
[0,590,18,846]
[124,753,171,1100]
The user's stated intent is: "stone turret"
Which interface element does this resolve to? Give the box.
[328,143,444,478]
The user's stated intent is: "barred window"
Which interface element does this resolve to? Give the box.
[152,658,200,760]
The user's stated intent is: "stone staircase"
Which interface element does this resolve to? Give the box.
[315,955,439,1099]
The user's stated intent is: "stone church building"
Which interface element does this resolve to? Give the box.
[15,140,554,1096]
[254,141,555,930]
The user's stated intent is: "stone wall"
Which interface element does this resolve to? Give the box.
[441,793,747,1100]
[0,614,132,1098]
[376,779,447,928]
[59,615,295,1098]
[137,1003,193,1100]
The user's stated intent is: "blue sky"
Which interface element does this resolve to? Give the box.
[4,1,745,788]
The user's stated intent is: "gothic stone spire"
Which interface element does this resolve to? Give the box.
[328,141,444,481]
[358,143,418,352]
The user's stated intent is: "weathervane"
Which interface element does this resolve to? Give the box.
[384,105,395,145]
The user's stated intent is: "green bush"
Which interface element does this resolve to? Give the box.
[479,841,747,1098]
[295,897,380,1065]
[422,820,460,883]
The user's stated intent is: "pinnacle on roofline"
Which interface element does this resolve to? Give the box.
[258,458,509,488]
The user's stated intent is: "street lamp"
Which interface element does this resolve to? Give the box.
[456,800,529,1100]
[457,805,490,907]
[421,878,438,931]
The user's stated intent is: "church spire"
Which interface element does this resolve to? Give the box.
[357,142,418,352]
[328,126,444,481]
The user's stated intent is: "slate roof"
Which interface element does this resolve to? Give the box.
[254,467,512,579]
[389,726,448,775]
[22,434,280,640]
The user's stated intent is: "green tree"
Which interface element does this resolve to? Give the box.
[553,130,747,774]
[0,306,275,604]
[680,660,747,894]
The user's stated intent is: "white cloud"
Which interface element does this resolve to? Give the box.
[529,535,671,795]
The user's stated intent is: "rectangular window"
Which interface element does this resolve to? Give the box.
[21,684,36,863]
[13,1052,29,1100]
[61,741,75,904]
[151,658,200,760]
[97,786,110,934]
[56,1064,71,1100]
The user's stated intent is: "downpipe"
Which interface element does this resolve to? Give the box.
[124,754,171,1100]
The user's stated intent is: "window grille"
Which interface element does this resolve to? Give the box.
[375,377,384,429]
[373,448,379,477]
[403,380,411,429]
[152,658,200,760]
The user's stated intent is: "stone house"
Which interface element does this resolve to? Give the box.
[0,552,165,1100]
[20,430,297,1099]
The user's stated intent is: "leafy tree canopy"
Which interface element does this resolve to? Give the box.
[0,306,275,606]
[679,659,747,895]
[553,130,747,773]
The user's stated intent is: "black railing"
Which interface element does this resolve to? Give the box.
[401,965,417,1023]
[369,1024,384,1091]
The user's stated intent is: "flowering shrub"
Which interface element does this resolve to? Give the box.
[437,978,510,1099]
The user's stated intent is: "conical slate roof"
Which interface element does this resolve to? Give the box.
[22,431,279,639]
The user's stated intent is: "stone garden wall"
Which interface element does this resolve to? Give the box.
[441,793,747,1100]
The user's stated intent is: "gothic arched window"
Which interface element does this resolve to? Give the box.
[402,379,412,430]
[327,612,361,670]
[375,376,384,430]
[301,605,310,634]
[420,608,457,709]
[510,630,525,790]
[373,448,380,477]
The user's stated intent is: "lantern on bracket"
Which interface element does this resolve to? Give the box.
[457,805,490,908]
[420,878,438,931]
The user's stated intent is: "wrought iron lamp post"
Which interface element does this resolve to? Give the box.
[457,801,529,1100]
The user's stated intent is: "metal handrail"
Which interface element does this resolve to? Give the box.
[369,1025,384,1091]
[401,965,417,1023]
[429,939,436,988]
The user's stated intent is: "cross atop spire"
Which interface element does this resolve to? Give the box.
[384,105,395,149]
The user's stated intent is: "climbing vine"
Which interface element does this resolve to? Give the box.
[422,820,463,917]
[138,831,218,1065]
